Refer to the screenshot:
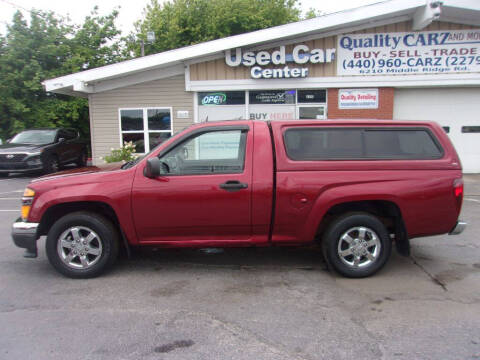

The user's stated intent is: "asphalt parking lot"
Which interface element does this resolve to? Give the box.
[0,173,479,360]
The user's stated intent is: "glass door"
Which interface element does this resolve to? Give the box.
[297,105,327,120]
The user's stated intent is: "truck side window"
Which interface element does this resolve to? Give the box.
[159,130,247,175]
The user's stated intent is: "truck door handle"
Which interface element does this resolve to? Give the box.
[219,180,248,192]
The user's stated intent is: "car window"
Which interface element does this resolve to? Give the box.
[159,130,247,175]
[10,130,57,145]
[64,129,78,140]
[284,127,442,160]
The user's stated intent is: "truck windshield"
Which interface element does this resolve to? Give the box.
[10,130,57,145]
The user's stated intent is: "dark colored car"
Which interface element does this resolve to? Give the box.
[0,128,88,176]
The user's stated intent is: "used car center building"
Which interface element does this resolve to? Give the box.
[43,0,480,172]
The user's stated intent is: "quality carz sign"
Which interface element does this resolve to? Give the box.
[337,29,480,76]
[339,89,378,109]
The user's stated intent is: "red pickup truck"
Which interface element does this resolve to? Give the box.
[12,120,466,278]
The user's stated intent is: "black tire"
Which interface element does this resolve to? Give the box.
[0,172,8,177]
[43,154,60,174]
[322,212,392,278]
[46,212,119,278]
[75,150,87,167]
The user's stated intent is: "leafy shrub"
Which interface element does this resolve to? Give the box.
[102,141,137,163]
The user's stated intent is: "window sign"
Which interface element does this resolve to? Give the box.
[198,91,245,106]
[249,105,296,121]
[198,106,245,122]
[298,90,326,103]
[249,90,296,104]
[338,89,378,109]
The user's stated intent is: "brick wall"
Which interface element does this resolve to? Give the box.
[327,88,394,119]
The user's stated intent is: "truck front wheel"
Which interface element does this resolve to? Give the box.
[322,213,392,278]
[45,212,119,278]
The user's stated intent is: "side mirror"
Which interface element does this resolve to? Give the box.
[58,137,66,143]
[144,157,161,178]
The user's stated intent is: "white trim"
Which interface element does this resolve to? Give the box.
[184,64,190,90]
[118,107,174,153]
[412,0,439,30]
[193,92,199,123]
[188,73,480,91]
[245,91,249,120]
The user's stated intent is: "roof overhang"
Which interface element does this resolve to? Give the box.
[43,0,480,97]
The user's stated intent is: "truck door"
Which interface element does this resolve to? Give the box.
[131,124,253,243]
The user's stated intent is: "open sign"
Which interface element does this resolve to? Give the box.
[201,93,227,105]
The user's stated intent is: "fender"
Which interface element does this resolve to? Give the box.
[28,181,138,245]
[300,181,406,242]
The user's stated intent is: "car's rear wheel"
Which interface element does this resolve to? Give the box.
[322,212,392,278]
[0,172,8,177]
[43,155,59,174]
[46,212,119,278]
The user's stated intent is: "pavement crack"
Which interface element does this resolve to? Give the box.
[411,255,448,292]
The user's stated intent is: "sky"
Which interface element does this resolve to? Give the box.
[0,0,381,36]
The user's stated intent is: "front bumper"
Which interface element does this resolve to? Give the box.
[449,220,467,235]
[11,218,40,258]
[0,164,43,173]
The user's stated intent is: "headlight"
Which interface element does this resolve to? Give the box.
[26,156,42,166]
[21,188,35,221]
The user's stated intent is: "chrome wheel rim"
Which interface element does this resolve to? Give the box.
[337,226,381,268]
[57,226,103,269]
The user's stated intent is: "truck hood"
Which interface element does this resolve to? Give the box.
[31,162,124,183]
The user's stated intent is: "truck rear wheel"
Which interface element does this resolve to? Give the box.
[322,212,391,278]
[46,212,119,278]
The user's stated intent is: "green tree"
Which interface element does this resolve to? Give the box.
[129,0,303,56]
[0,8,123,142]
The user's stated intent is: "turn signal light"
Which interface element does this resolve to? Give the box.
[21,188,35,221]
[21,205,31,221]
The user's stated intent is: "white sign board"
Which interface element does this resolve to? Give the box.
[338,89,378,109]
[176,110,189,119]
[337,29,480,76]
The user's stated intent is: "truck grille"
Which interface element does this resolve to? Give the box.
[0,154,28,163]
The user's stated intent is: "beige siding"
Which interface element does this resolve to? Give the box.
[89,75,193,164]
[189,21,479,81]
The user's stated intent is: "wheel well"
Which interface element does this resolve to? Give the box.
[316,200,409,255]
[38,201,121,237]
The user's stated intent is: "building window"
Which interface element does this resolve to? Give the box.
[198,91,246,122]
[119,108,172,153]
[297,90,326,103]
[249,90,296,120]
[461,126,480,133]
